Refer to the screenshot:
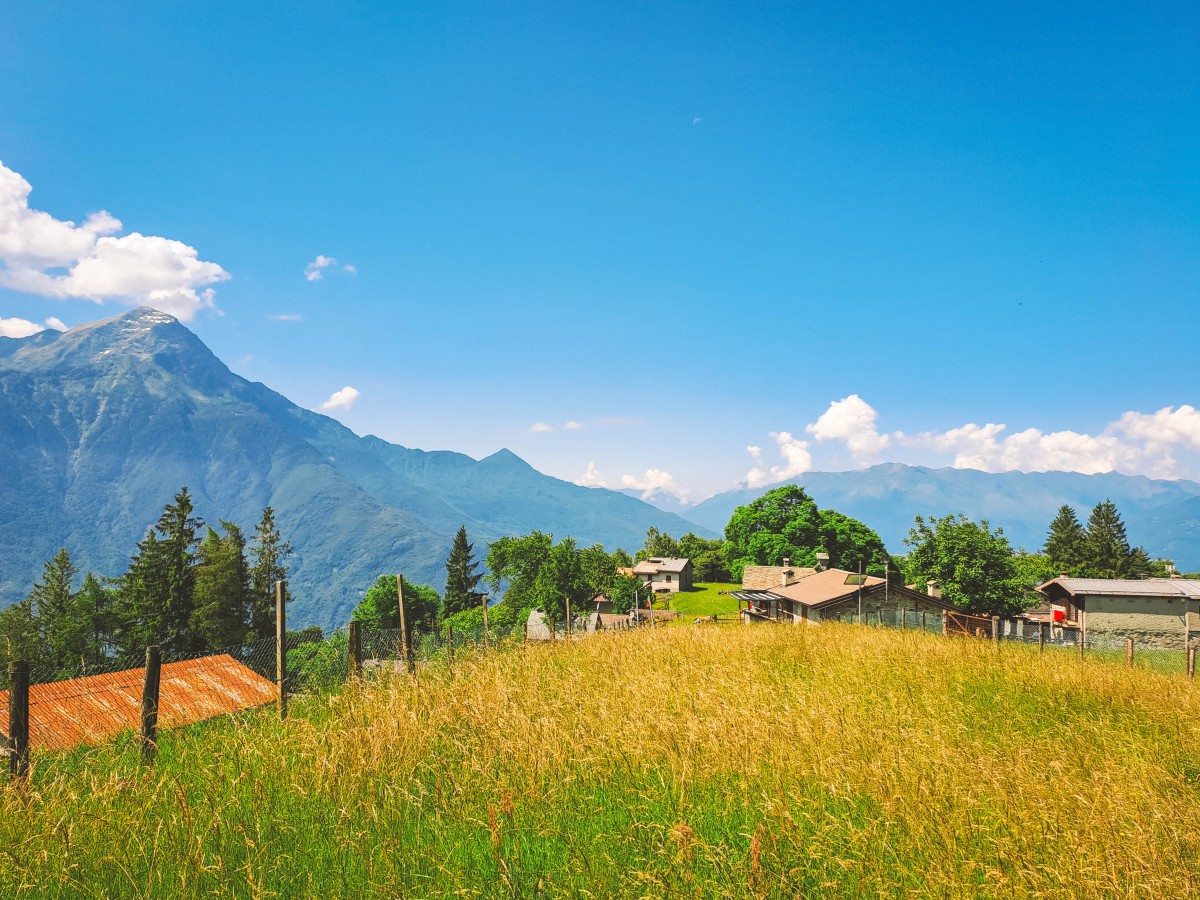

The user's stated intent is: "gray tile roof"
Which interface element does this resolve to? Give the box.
[1039,577,1200,599]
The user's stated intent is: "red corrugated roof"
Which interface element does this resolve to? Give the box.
[0,654,277,751]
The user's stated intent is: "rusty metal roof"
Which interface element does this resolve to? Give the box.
[0,654,277,751]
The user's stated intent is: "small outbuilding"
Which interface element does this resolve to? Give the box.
[1037,577,1200,649]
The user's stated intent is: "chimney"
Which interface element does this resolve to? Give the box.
[926,579,941,599]
[1059,571,1069,578]
[814,553,830,572]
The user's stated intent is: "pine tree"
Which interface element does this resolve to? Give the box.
[74,573,115,664]
[1085,499,1134,578]
[1043,505,1087,574]
[29,548,77,668]
[191,521,252,650]
[249,506,292,640]
[0,597,38,669]
[116,487,203,655]
[443,526,482,617]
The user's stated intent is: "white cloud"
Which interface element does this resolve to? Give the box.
[305,255,356,281]
[746,431,812,488]
[0,162,228,320]
[270,313,303,322]
[576,461,608,487]
[1114,405,1200,453]
[0,315,66,338]
[621,468,691,504]
[564,420,583,430]
[806,394,891,463]
[526,422,554,434]
[321,386,360,411]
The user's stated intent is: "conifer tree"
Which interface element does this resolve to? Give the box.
[192,521,252,649]
[117,487,203,654]
[1084,499,1147,578]
[443,526,482,617]
[29,547,77,667]
[249,506,292,640]
[1043,505,1087,573]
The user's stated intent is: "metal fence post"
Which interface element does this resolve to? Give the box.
[141,645,161,763]
[8,661,29,779]
[347,620,361,680]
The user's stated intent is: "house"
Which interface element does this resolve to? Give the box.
[632,557,694,593]
[0,654,276,752]
[741,561,815,590]
[732,567,953,626]
[1037,577,1200,650]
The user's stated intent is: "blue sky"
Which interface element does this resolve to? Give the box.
[1,1,1197,503]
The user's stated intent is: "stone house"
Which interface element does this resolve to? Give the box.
[1037,577,1200,650]
[732,567,953,625]
[632,557,694,593]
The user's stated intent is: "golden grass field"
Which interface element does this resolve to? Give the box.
[3,623,1200,898]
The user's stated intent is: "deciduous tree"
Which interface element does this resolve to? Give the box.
[903,514,1030,616]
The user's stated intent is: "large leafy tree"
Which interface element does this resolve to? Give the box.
[903,514,1029,616]
[352,574,440,634]
[442,526,483,617]
[1043,505,1087,574]
[634,527,681,563]
[679,532,732,582]
[248,506,292,640]
[486,531,554,610]
[723,485,888,580]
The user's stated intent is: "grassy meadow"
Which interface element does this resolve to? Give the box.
[659,582,741,617]
[3,624,1200,898]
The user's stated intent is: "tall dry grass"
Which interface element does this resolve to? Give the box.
[3,624,1200,898]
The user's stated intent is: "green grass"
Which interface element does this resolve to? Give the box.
[657,582,741,617]
[4,625,1200,898]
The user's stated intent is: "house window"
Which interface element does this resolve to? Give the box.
[665,575,672,582]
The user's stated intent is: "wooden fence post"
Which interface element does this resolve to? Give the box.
[941,610,948,636]
[992,616,1000,645]
[276,579,287,721]
[8,661,29,779]
[1188,645,1195,680]
[1077,628,1084,661]
[1038,623,1045,654]
[481,592,491,652]
[140,645,161,762]
[522,621,527,644]
[1126,638,1134,669]
[347,620,361,680]
[446,624,454,666]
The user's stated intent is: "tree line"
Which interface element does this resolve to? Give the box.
[0,487,291,671]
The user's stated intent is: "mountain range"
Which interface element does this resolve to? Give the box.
[682,465,1200,569]
[5,308,1200,633]
[0,308,710,630]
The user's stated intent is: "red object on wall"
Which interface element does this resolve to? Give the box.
[1053,609,1065,622]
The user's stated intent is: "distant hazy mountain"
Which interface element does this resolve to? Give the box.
[0,309,713,630]
[682,464,1200,567]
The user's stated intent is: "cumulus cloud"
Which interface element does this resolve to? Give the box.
[753,394,1200,485]
[0,315,66,337]
[526,422,554,434]
[304,255,356,281]
[621,468,691,504]
[576,461,608,487]
[806,394,891,463]
[321,386,361,411]
[564,420,583,430]
[0,162,228,320]
[746,431,812,488]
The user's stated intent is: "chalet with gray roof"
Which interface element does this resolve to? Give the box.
[1038,577,1200,650]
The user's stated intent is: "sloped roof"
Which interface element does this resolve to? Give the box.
[772,568,887,606]
[742,565,816,590]
[1039,577,1200,600]
[633,557,690,574]
[0,654,276,751]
